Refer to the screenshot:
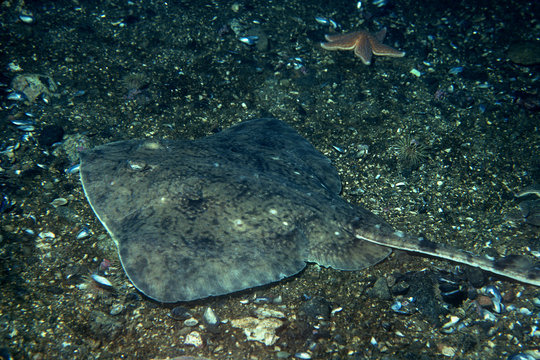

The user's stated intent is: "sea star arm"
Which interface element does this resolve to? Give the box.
[320,32,362,51]
[354,36,373,65]
[370,41,405,58]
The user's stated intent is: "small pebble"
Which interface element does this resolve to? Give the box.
[276,351,291,359]
[254,308,285,319]
[76,228,91,239]
[441,315,460,329]
[183,317,198,327]
[168,306,191,321]
[330,307,343,316]
[410,68,422,77]
[476,295,493,307]
[254,297,271,304]
[439,344,457,357]
[367,276,391,300]
[38,231,55,239]
[110,304,124,316]
[51,198,68,207]
[19,14,34,24]
[519,307,532,315]
[184,331,203,347]
[203,307,219,326]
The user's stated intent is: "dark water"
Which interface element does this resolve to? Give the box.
[1,0,539,359]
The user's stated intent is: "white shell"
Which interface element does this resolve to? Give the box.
[91,274,112,287]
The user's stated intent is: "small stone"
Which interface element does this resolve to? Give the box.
[254,307,285,319]
[298,296,331,320]
[254,297,271,304]
[519,307,532,315]
[110,304,124,316]
[11,73,57,103]
[439,344,457,357]
[203,307,219,326]
[441,315,460,329]
[183,317,198,327]
[51,198,68,207]
[168,306,191,320]
[276,351,291,359]
[367,276,392,300]
[231,316,283,346]
[184,331,203,347]
[19,14,34,24]
[476,295,493,307]
[410,68,422,77]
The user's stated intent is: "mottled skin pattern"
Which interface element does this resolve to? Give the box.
[80,119,539,303]
[80,118,391,302]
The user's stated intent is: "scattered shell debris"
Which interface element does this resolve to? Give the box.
[1,0,538,358]
[230,316,284,346]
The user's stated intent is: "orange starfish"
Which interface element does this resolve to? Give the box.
[321,28,405,65]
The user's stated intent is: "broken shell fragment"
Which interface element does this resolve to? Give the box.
[91,274,113,288]
[51,198,68,207]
